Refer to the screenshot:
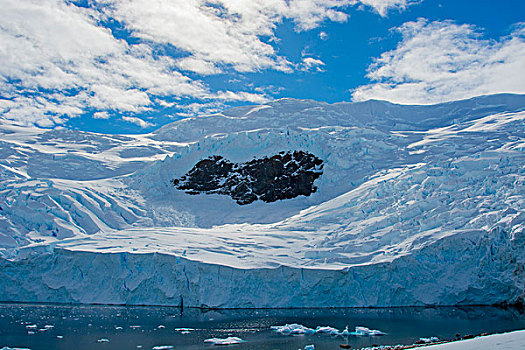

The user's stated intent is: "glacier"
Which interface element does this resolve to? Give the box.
[0,94,524,308]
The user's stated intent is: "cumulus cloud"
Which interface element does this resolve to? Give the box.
[0,0,209,125]
[99,0,352,74]
[100,0,417,74]
[0,0,416,127]
[93,111,110,119]
[357,0,420,17]
[121,115,154,128]
[353,19,525,104]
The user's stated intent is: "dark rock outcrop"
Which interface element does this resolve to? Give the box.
[172,151,323,204]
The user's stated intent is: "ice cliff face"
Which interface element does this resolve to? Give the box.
[0,94,524,307]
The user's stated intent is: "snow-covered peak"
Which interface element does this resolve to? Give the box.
[152,94,525,142]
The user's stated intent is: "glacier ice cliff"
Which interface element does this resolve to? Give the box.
[0,225,522,307]
[0,94,524,307]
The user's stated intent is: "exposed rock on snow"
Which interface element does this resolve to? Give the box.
[172,151,323,204]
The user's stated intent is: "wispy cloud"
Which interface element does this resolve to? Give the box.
[301,57,326,71]
[353,19,525,104]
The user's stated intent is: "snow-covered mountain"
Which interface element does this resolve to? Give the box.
[0,94,524,307]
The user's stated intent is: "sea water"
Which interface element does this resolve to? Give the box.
[1,303,524,349]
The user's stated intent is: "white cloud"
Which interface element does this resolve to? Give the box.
[121,115,154,128]
[100,0,353,74]
[0,0,210,125]
[101,0,415,74]
[93,111,110,119]
[319,31,329,40]
[214,90,270,104]
[0,0,416,127]
[353,19,525,104]
[176,56,223,75]
[302,57,325,71]
[357,0,420,17]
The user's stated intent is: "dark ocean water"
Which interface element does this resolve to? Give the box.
[1,303,524,350]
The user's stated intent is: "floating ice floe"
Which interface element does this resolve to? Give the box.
[340,326,351,336]
[351,326,386,336]
[152,346,174,350]
[418,337,439,343]
[204,337,245,345]
[25,325,36,329]
[304,345,315,350]
[315,326,340,335]
[175,327,194,334]
[1,347,31,350]
[271,324,316,335]
[97,338,109,343]
[271,324,386,336]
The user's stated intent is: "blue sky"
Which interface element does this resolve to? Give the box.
[1,0,524,134]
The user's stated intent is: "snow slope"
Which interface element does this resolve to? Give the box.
[418,330,525,350]
[0,94,524,307]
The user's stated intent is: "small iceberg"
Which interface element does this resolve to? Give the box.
[304,345,315,350]
[340,326,351,336]
[315,326,340,335]
[271,324,340,335]
[350,326,386,336]
[271,324,386,337]
[204,337,244,345]
[97,338,110,343]
[152,346,174,350]
[418,336,439,343]
[271,324,316,335]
